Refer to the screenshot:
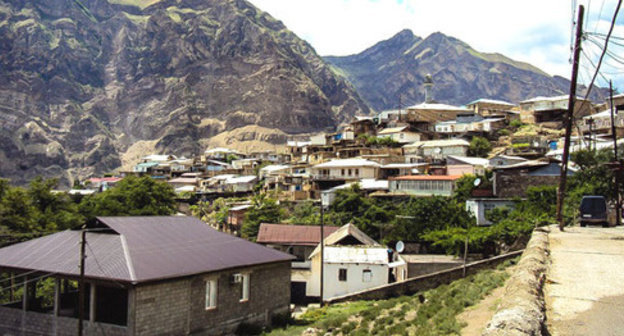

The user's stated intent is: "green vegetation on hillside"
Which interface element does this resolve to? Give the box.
[263,260,515,336]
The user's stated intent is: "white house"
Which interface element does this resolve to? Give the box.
[403,139,470,162]
[296,224,407,301]
[446,155,490,176]
[466,198,518,225]
[377,126,421,144]
[311,158,381,181]
[225,175,257,193]
[389,175,462,197]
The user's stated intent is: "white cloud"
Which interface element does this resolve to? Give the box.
[248,0,624,88]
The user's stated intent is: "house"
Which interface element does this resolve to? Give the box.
[0,216,293,336]
[321,179,389,207]
[286,140,311,162]
[581,109,624,138]
[519,95,594,126]
[351,116,377,137]
[224,175,257,193]
[87,177,122,191]
[380,163,428,179]
[403,139,470,162]
[405,103,472,130]
[434,115,506,136]
[377,126,421,144]
[493,159,575,197]
[140,154,177,163]
[465,198,518,225]
[203,159,232,173]
[310,158,382,197]
[204,147,243,161]
[258,164,290,180]
[201,174,238,193]
[388,175,462,197]
[465,98,519,119]
[256,224,341,266]
[227,204,253,233]
[446,155,490,176]
[304,224,407,301]
[489,154,528,168]
[167,177,201,193]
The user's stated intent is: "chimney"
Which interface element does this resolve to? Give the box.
[423,74,434,103]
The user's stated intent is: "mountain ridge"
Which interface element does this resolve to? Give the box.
[324,29,597,111]
[0,0,370,185]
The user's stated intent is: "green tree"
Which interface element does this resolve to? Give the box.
[79,176,176,224]
[287,200,320,225]
[241,193,285,239]
[468,136,492,158]
[0,186,38,233]
[28,177,83,231]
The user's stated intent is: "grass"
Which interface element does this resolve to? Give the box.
[263,258,517,336]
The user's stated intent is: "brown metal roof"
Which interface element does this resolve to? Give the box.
[256,223,340,246]
[0,216,293,284]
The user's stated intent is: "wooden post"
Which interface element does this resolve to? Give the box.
[557,5,585,231]
[54,278,60,317]
[89,284,96,323]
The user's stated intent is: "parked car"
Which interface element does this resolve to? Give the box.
[579,196,608,227]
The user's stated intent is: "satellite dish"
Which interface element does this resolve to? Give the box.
[395,241,405,253]
[473,178,482,187]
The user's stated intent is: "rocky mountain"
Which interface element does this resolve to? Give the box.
[0,0,370,186]
[325,29,597,111]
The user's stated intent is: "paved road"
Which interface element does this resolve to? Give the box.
[545,225,624,336]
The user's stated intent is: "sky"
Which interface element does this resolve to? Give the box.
[248,0,624,91]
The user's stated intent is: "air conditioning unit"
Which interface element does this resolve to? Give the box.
[231,273,243,284]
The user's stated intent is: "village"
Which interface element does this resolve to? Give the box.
[0,80,620,334]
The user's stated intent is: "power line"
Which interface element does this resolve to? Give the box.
[594,0,607,33]
[578,0,623,112]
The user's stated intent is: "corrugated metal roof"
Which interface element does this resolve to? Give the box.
[377,126,408,134]
[404,139,470,148]
[0,216,293,284]
[447,155,490,166]
[313,158,381,168]
[257,224,340,246]
[322,246,389,264]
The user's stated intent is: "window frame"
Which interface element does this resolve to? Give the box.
[205,278,218,310]
[240,273,250,302]
[338,268,347,282]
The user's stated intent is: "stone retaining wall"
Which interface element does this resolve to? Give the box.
[326,250,523,304]
[482,227,550,336]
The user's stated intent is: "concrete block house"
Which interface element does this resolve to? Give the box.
[0,216,293,335]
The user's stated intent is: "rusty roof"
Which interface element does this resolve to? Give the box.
[0,216,293,284]
[256,223,340,246]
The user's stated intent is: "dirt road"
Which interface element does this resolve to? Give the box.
[545,226,624,336]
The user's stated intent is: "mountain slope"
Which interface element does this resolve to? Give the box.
[0,0,370,185]
[325,29,587,111]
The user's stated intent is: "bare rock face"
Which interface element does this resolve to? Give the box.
[325,29,604,111]
[0,0,370,185]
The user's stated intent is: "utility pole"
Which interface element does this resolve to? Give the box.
[78,228,86,336]
[610,81,621,226]
[557,4,584,231]
[319,204,324,306]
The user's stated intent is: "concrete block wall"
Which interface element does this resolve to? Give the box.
[133,261,291,336]
[326,250,523,304]
[0,306,127,336]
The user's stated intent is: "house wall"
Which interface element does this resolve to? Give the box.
[422,146,468,158]
[133,262,291,336]
[466,199,517,225]
[389,180,455,197]
[447,164,478,176]
[314,167,378,180]
[0,307,128,336]
[494,170,560,198]
[306,255,388,300]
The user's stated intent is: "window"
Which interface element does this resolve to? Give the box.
[205,279,217,309]
[362,270,372,282]
[339,268,347,282]
[355,169,359,176]
[341,169,345,176]
[240,274,250,302]
[348,169,352,176]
